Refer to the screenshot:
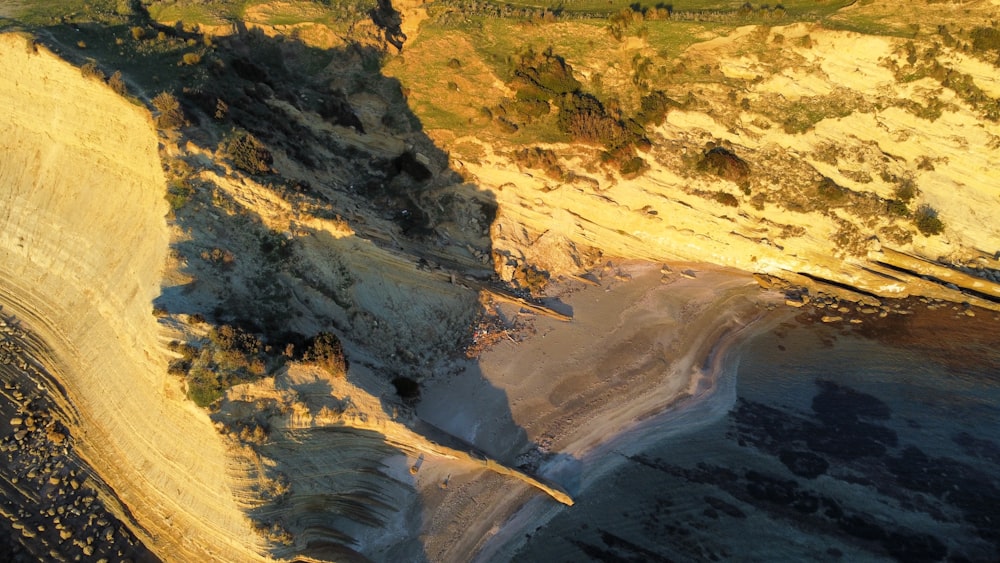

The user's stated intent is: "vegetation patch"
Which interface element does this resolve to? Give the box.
[913,204,944,236]
[699,146,750,183]
[224,130,274,175]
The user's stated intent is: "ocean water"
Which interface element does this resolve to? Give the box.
[514,314,1000,562]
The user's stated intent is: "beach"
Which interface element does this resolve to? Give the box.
[413,261,792,561]
[512,300,1000,562]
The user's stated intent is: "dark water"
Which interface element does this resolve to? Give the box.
[515,316,1000,562]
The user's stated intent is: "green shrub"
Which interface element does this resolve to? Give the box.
[512,47,582,97]
[914,204,944,235]
[636,90,675,126]
[187,366,223,407]
[166,178,193,211]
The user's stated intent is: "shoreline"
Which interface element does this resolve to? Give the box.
[415,261,793,561]
[474,275,793,562]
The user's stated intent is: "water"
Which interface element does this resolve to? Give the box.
[514,314,1000,562]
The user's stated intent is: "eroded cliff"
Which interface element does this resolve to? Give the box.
[0,33,267,561]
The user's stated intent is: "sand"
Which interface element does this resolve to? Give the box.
[415,261,793,560]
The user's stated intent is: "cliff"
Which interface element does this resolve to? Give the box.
[0,33,267,561]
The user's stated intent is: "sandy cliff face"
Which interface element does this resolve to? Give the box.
[0,34,266,561]
[423,24,1000,310]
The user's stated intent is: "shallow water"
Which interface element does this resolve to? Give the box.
[514,315,1000,562]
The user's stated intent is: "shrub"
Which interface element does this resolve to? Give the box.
[557,92,634,150]
[914,204,944,235]
[636,90,675,126]
[620,156,648,178]
[713,191,739,207]
[699,146,750,183]
[512,47,582,98]
[108,70,127,96]
[304,332,347,377]
[182,52,202,66]
[894,177,917,202]
[166,178,193,211]
[152,92,185,130]
[130,26,145,41]
[971,27,1000,53]
[224,131,273,174]
[81,60,104,81]
[887,200,910,217]
[513,147,564,179]
[816,177,847,203]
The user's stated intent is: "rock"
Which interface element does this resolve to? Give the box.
[859,308,878,314]
[850,319,863,324]
[821,316,843,323]
[785,298,806,308]
[965,309,976,317]
[10,416,22,426]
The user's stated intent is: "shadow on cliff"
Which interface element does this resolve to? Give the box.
[21,6,576,560]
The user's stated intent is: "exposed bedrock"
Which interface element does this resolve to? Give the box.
[0,34,267,561]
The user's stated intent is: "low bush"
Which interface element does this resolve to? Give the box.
[152,92,185,130]
[224,130,273,174]
[699,146,750,183]
[108,70,127,96]
[304,332,347,377]
[914,204,944,235]
[713,191,739,207]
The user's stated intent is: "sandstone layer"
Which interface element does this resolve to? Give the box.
[0,34,266,561]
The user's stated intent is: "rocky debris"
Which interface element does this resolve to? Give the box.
[0,328,156,562]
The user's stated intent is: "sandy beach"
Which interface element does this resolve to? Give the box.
[414,261,793,561]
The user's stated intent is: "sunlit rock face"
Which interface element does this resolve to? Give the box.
[0,34,267,562]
